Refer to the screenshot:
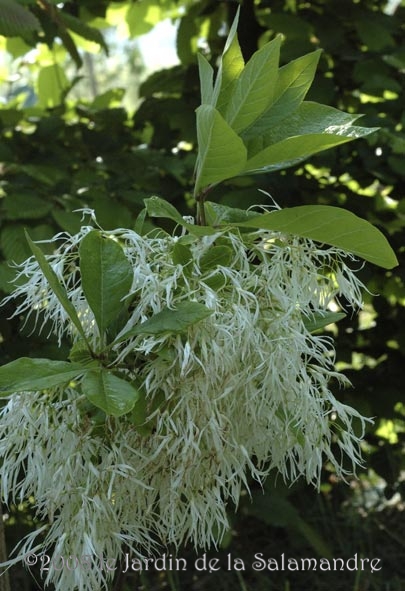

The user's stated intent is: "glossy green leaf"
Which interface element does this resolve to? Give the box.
[79,231,133,337]
[303,311,346,333]
[224,35,282,134]
[194,105,247,193]
[145,196,184,225]
[234,205,398,269]
[82,370,139,417]
[25,231,90,345]
[244,102,377,173]
[112,302,213,345]
[242,50,322,140]
[0,358,86,395]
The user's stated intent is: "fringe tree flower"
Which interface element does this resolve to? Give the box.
[0,217,371,591]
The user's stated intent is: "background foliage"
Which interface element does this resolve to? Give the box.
[0,0,404,590]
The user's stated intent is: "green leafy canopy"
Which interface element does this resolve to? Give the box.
[194,9,378,195]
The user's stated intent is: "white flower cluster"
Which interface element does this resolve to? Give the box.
[0,222,370,591]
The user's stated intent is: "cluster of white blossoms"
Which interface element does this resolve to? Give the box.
[0,218,371,591]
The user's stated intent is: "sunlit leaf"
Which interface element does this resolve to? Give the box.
[59,12,108,54]
[216,10,244,113]
[194,104,247,193]
[243,102,377,173]
[303,311,346,333]
[235,205,398,269]
[197,53,215,105]
[212,7,241,107]
[242,50,322,139]
[37,64,69,108]
[224,35,282,134]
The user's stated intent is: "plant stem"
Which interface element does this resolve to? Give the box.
[196,186,212,226]
[197,198,206,226]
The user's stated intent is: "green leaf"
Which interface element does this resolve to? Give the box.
[197,53,215,105]
[125,0,162,37]
[37,64,69,108]
[194,105,247,194]
[112,302,213,346]
[200,246,233,272]
[4,194,52,220]
[1,224,31,263]
[172,242,193,267]
[0,0,41,37]
[82,370,139,417]
[0,261,18,294]
[356,17,395,52]
[133,302,213,335]
[212,7,241,107]
[242,50,322,140]
[25,231,91,345]
[243,102,377,173]
[68,340,99,367]
[144,196,216,236]
[145,196,185,226]
[204,201,259,225]
[52,210,82,234]
[215,12,244,113]
[0,358,86,395]
[79,231,133,337]
[234,205,398,269]
[224,35,282,134]
[58,12,108,54]
[130,389,154,436]
[302,311,346,333]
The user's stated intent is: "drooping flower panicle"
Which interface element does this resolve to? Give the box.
[0,218,370,591]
